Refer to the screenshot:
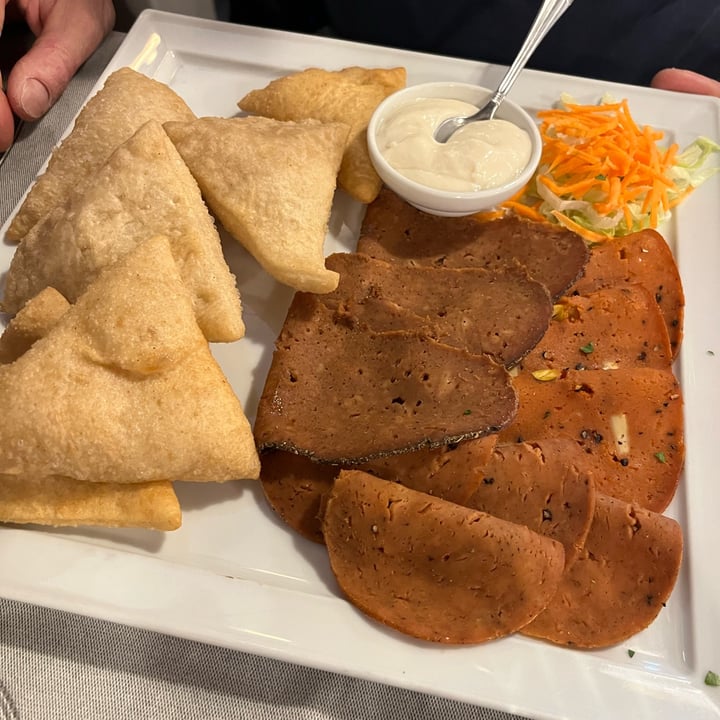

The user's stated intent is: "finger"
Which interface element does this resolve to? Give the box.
[0,84,16,151]
[6,1,115,121]
[650,68,720,98]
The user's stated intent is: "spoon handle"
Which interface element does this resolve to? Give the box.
[489,0,574,107]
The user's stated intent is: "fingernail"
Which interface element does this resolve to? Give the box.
[19,78,51,119]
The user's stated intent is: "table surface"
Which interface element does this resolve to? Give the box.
[0,30,529,720]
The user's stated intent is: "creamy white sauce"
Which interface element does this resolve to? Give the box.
[377,98,532,192]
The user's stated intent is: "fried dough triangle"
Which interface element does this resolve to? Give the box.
[0,235,260,484]
[237,66,407,204]
[1,121,243,342]
[6,67,196,241]
[164,116,348,294]
[0,286,181,531]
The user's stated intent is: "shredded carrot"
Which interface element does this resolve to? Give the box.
[550,210,606,243]
[502,98,685,237]
[503,200,547,223]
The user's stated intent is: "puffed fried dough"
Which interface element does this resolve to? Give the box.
[6,67,196,241]
[164,116,348,293]
[323,470,565,644]
[1,121,244,343]
[522,493,683,648]
[0,235,260,484]
[0,287,70,363]
[519,285,673,372]
[0,474,181,531]
[254,294,517,464]
[238,66,407,204]
[498,368,684,512]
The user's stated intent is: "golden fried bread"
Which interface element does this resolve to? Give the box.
[0,474,181,531]
[0,235,260,484]
[0,287,70,363]
[164,116,348,293]
[6,67,196,241]
[238,66,407,204]
[2,121,244,343]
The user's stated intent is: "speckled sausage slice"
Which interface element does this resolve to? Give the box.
[357,187,590,299]
[571,229,684,357]
[463,440,596,567]
[497,368,684,512]
[321,252,553,368]
[259,436,498,543]
[254,295,517,464]
[519,285,673,373]
[323,469,565,644]
[521,493,683,648]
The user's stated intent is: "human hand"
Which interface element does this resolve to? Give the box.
[0,0,115,151]
[650,68,720,98]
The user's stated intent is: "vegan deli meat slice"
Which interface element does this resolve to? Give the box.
[462,440,596,568]
[259,436,498,543]
[254,296,516,464]
[6,67,196,242]
[519,285,673,373]
[522,493,683,648]
[571,229,684,356]
[322,252,553,367]
[357,187,590,299]
[498,368,684,512]
[322,470,565,644]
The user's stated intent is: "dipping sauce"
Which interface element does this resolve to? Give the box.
[376,98,532,193]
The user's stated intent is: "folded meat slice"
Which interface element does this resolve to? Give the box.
[323,469,565,644]
[521,493,683,648]
[254,294,517,464]
[519,284,673,372]
[322,252,552,367]
[461,440,596,567]
[357,187,590,299]
[498,368,684,512]
[571,229,684,357]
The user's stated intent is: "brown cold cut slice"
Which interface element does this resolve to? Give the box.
[357,186,590,299]
[571,229,684,357]
[519,285,673,373]
[462,440,596,568]
[521,493,683,648]
[322,252,552,368]
[254,295,517,464]
[322,469,565,644]
[497,368,684,512]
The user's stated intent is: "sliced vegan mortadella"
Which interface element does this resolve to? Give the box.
[571,228,684,357]
[519,284,673,373]
[254,294,517,464]
[323,470,565,644]
[521,493,683,648]
[322,252,553,368]
[357,186,590,299]
[462,440,596,567]
[498,368,684,513]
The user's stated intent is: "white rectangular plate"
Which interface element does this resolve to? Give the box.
[2,10,719,720]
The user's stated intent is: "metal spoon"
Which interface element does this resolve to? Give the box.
[434,0,574,143]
